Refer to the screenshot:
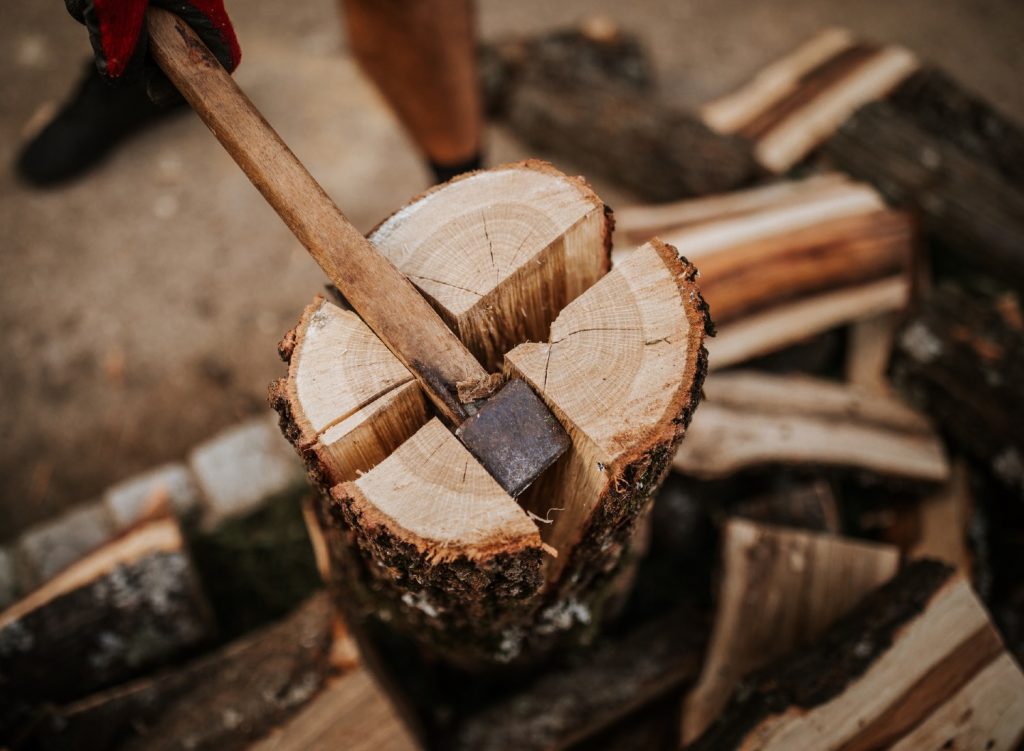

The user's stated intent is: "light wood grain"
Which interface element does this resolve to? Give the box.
[681,519,899,743]
[674,370,949,483]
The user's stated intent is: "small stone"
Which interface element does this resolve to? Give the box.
[17,502,116,587]
[104,463,201,529]
[190,414,305,530]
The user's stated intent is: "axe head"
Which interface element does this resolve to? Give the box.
[457,379,571,497]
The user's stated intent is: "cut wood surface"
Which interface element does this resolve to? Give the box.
[614,174,913,370]
[673,371,949,484]
[700,27,919,172]
[891,288,1024,497]
[680,519,900,743]
[686,561,1024,750]
[481,26,757,201]
[0,515,212,738]
[274,165,711,667]
[249,667,417,751]
[369,161,609,372]
[32,594,334,751]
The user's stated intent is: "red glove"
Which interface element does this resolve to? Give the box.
[66,0,241,81]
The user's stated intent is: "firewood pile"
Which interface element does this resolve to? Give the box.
[3,23,1024,751]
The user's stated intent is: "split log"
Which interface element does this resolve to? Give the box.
[673,371,949,486]
[680,519,899,743]
[449,605,706,751]
[30,593,335,751]
[248,666,417,751]
[686,560,1024,750]
[272,162,711,667]
[699,28,1024,284]
[617,173,914,370]
[699,27,919,173]
[481,25,757,201]
[0,515,212,740]
[891,287,1024,497]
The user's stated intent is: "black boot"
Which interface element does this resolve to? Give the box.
[15,62,185,188]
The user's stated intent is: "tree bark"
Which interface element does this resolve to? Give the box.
[0,516,212,740]
[890,287,1024,497]
[481,26,756,201]
[29,594,334,751]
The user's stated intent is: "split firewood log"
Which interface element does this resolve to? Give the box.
[480,24,758,201]
[30,593,336,751]
[673,371,949,486]
[891,287,1024,497]
[0,515,212,739]
[686,560,1024,750]
[617,173,915,370]
[699,27,919,174]
[271,161,711,667]
[247,666,418,751]
[696,27,1024,284]
[680,519,900,743]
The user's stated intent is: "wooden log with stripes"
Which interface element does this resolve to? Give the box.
[685,560,1024,750]
[615,173,914,370]
[673,371,950,486]
[699,28,920,173]
[680,520,900,744]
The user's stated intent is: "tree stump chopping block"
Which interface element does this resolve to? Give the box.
[271,161,711,667]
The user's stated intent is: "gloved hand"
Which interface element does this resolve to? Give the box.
[66,0,241,83]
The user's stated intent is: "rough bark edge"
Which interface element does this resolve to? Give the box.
[686,559,957,750]
[887,67,1024,188]
[324,486,545,667]
[269,294,334,487]
[30,594,333,751]
[511,239,714,651]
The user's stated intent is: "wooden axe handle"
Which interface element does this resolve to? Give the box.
[146,7,486,424]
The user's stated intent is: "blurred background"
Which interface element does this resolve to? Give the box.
[2,0,1023,538]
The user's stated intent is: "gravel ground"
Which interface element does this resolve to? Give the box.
[2,0,1022,537]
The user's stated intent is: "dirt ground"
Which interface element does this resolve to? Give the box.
[2,0,1022,538]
